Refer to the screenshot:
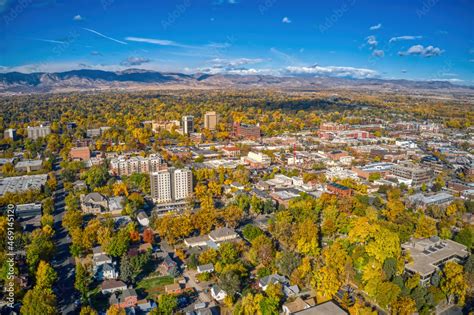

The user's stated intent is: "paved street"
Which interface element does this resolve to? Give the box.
[52,159,78,314]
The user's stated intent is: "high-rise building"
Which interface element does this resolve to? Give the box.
[204,111,218,130]
[150,169,173,203]
[4,128,17,141]
[173,169,193,201]
[27,125,51,140]
[182,116,194,135]
[150,168,193,203]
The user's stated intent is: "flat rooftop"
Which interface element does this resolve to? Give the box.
[402,237,469,277]
[0,174,48,196]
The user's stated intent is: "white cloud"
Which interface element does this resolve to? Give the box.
[389,35,422,43]
[372,50,384,57]
[120,56,151,66]
[285,65,379,79]
[210,58,266,67]
[369,23,382,30]
[398,45,443,57]
[73,15,83,21]
[366,35,378,48]
[30,38,67,44]
[282,17,291,24]
[125,36,180,46]
[82,28,127,45]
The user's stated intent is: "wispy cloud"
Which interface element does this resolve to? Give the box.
[30,38,67,44]
[120,56,151,66]
[125,36,181,47]
[82,28,127,45]
[282,17,291,24]
[214,0,238,5]
[73,15,83,21]
[366,35,378,48]
[389,35,422,43]
[369,23,382,30]
[286,65,379,79]
[398,44,443,57]
[210,58,266,67]
[372,50,384,57]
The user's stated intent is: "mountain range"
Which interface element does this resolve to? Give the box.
[1,69,473,96]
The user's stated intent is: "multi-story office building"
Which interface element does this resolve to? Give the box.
[152,120,180,133]
[109,154,164,176]
[4,128,17,141]
[390,161,433,187]
[232,122,261,140]
[182,116,194,135]
[27,125,51,140]
[204,111,218,130]
[150,168,193,204]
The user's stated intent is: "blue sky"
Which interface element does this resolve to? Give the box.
[0,0,473,84]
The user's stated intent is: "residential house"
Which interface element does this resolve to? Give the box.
[211,285,227,301]
[197,263,214,274]
[209,227,238,243]
[80,192,109,214]
[165,283,183,295]
[283,297,316,314]
[258,274,288,291]
[100,279,127,294]
[136,299,157,313]
[96,263,118,281]
[109,288,138,309]
[157,254,178,276]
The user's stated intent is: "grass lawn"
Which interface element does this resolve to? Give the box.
[137,275,175,298]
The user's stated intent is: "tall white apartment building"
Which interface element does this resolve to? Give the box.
[173,169,193,201]
[150,168,193,204]
[150,169,172,203]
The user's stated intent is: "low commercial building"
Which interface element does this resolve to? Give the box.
[0,174,48,196]
[14,160,43,173]
[352,162,395,180]
[326,182,352,197]
[402,237,469,286]
[222,145,241,158]
[243,151,271,168]
[15,203,42,219]
[407,192,454,209]
[69,147,91,161]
